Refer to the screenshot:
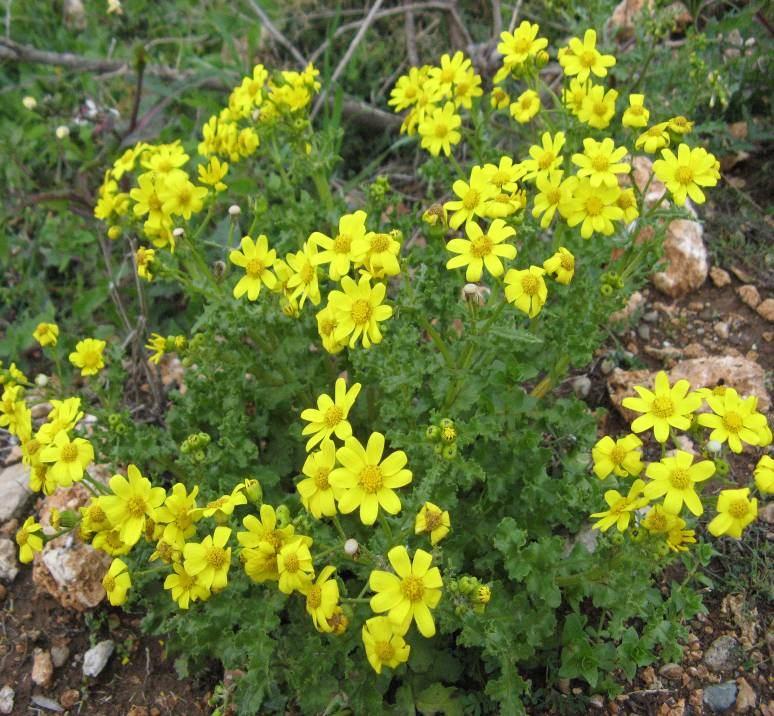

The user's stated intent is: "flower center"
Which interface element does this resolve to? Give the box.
[538,152,555,170]
[651,396,674,418]
[723,411,743,432]
[333,234,352,253]
[629,105,644,115]
[404,86,417,99]
[560,253,574,271]
[306,585,322,609]
[521,97,533,110]
[521,274,539,296]
[314,468,331,490]
[83,350,101,368]
[126,495,147,518]
[675,166,694,185]
[103,574,116,592]
[434,122,449,139]
[283,553,300,573]
[592,101,608,117]
[669,468,690,490]
[440,67,455,84]
[89,505,107,523]
[155,541,175,561]
[729,499,749,519]
[148,194,162,212]
[469,235,493,258]
[584,196,603,216]
[177,186,192,206]
[609,444,627,466]
[246,258,264,277]
[580,50,597,68]
[591,155,609,172]
[648,513,667,531]
[513,37,531,54]
[546,188,562,205]
[350,299,372,325]
[299,262,315,284]
[320,318,336,337]
[491,170,509,187]
[424,510,442,531]
[61,443,79,462]
[206,546,227,569]
[401,576,425,602]
[324,405,343,428]
[462,189,480,210]
[359,465,383,493]
[375,641,395,662]
[648,125,664,137]
[618,193,635,209]
[370,233,390,252]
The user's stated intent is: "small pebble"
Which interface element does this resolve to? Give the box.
[637,324,651,340]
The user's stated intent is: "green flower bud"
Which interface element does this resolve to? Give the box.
[59,509,80,529]
[600,284,614,297]
[714,458,730,477]
[193,450,206,463]
[610,533,624,546]
[426,425,441,441]
[243,479,263,504]
[434,442,445,455]
[276,504,291,527]
[439,418,455,430]
[441,443,458,460]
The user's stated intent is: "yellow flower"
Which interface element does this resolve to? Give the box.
[315,304,346,355]
[197,156,228,192]
[164,562,210,609]
[38,397,83,443]
[572,137,631,188]
[666,115,693,135]
[497,21,548,70]
[414,502,451,545]
[418,102,461,157]
[197,484,248,519]
[130,172,169,229]
[697,387,768,453]
[622,94,649,128]
[304,565,340,632]
[362,616,411,674]
[183,526,232,591]
[135,246,155,281]
[590,479,649,532]
[591,434,643,479]
[277,537,315,594]
[91,528,132,556]
[642,505,681,534]
[444,165,499,229]
[16,516,43,563]
[578,85,618,129]
[358,231,401,279]
[0,385,24,434]
[666,519,696,552]
[482,156,524,193]
[145,333,166,364]
[101,464,166,546]
[155,483,201,548]
[329,432,412,526]
[559,29,616,82]
[616,188,639,223]
[564,178,622,239]
[427,51,471,97]
[102,558,131,606]
[33,322,59,347]
[237,505,298,583]
[504,265,548,318]
[327,276,393,349]
[229,234,278,301]
[644,450,715,516]
[39,430,94,487]
[445,219,516,282]
[389,67,428,112]
[542,246,575,285]
[300,378,361,451]
[708,488,757,539]
[369,546,443,637]
[490,87,510,109]
[521,132,565,181]
[310,210,368,281]
[298,440,343,518]
[80,498,112,536]
[562,78,587,115]
[285,241,322,308]
[69,338,106,376]
[509,89,541,123]
[754,455,774,494]
[622,371,701,443]
[451,68,483,110]
[635,122,671,154]
[532,171,573,229]
[653,144,719,206]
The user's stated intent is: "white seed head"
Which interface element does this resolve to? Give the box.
[55,125,70,139]
[706,440,722,454]
[35,373,49,387]
[172,227,185,238]
[228,204,241,217]
[22,96,37,110]
[344,538,359,556]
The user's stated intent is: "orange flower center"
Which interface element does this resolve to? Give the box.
[647,512,667,531]
[299,262,315,284]
[546,188,562,205]
[669,468,690,490]
[359,465,383,494]
[401,575,425,602]
[593,102,608,117]
[350,299,372,325]
[424,509,442,531]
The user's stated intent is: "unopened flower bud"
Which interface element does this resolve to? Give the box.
[212,260,226,279]
[441,443,458,460]
[536,50,549,67]
[275,504,291,527]
[344,538,359,556]
[59,509,80,529]
[425,425,441,441]
[462,283,491,306]
[107,226,121,240]
[422,204,447,227]
[22,96,37,110]
[474,585,491,605]
[228,204,241,217]
[55,125,70,140]
[243,478,263,504]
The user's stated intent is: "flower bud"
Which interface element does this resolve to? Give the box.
[59,509,80,529]
[714,458,730,476]
[107,226,122,240]
[212,260,226,279]
[474,585,491,605]
[344,538,359,556]
[49,507,61,530]
[243,478,263,504]
[228,204,241,217]
[275,504,291,527]
[536,50,549,67]
[55,125,70,140]
[422,204,447,227]
[425,425,441,442]
[22,96,37,110]
[441,443,458,460]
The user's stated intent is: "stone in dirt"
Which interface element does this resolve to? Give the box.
[709,266,731,287]
[82,639,115,678]
[703,681,737,712]
[659,663,683,680]
[607,0,654,40]
[756,298,774,322]
[610,290,646,323]
[32,648,54,687]
[0,686,13,715]
[670,356,769,411]
[51,644,70,668]
[59,689,80,709]
[735,677,756,712]
[737,284,761,309]
[703,635,742,672]
[651,214,708,298]
[720,594,758,649]
[0,538,18,583]
[0,462,34,523]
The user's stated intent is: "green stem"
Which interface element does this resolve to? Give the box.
[378,513,394,543]
[312,172,335,213]
[416,314,455,370]
[331,516,347,541]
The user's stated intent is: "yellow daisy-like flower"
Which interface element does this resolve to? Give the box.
[564,179,622,239]
[91,528,131,556]
[521,132,566,181]
[666,116,693,135]
[310,210,368,281]
[69,338,106,376]
[542,246,575,285]
[197,156,228,192]
[300,378,361,452]
[697,387,768,453]
[504,265,548,318]
[33,322,59,348]
[304,565,340,632]
[577,85,618,129]
[666,519,696,552]
[653,143,719,206]
[490,87,510,109]
[590,479,649,532]
[622,371,701,443]
[369,546,443,637]
[229,234,277,301]
[155,483,201,549]
[559,29,616,82]
[414,502,451,545]
[329,432,412,526]
[135,247,155,281]
[285,241,322,308]
[277,537,315,594]
[164,562,210,609]
[362,616,411,674]
[451,68,483,110]
[315,304,346,355]
[591,434,643,479]
[358,230,401,279]
[562,77,587,116]
[297,440,342,518]
[509,89,541,123]
[39,430,94,487]
[622,94,649,128]
[444,165,499,230]
[482,156,524,193]
[101,464,166,546]
[328,276,393,349]
[102,558,132,606]
[418,102,461,157]
[388,66,427,112]
[38,398,83,443]
[183,526,232,591]
[496,21,548,71]
[445,219,516,282]
[145,333,166,365]
[616,188,640,223]
[572,137,631,188]
[644,450,715,516]
[197,484,248,519]
[708,488,757,539]
[635,122,671,154]
[427,51,470,97]
[754,455,774,494]
[16,516,44,564]
[80,498,112,537]
[237,505,299,583]
[642,504,681,534]
[532,172,573,229]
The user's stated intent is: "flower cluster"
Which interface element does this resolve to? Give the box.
[590,372,771,547]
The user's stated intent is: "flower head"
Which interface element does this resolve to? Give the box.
[33,322,59,348]
[69,338,106,376]
[229,234,277,300]
[39,430,94,487]
[644,450,715,516]
[622,94,649,128]
[635,122,671,154]
[642,504,681,534]
[592,434,643,479]
[414,502,451,545]
[708,488,757,539]
[418,102,461,157]
[754,455,774,494]
[542,246,575,285]
[285,241,322,308]
[510,89,541,123]
[135,247,155,281]
[304,565,340,632]
[300,378,361,451]
[362,616,411,674]
[444,166,499,229]
[101,464,166,546]
[578,85,617,129]
[697,387,769,453]
[102,558,131,606]
[183,526,232,591]
[445,219,516,282]
[572,137,631,188]
[297,440,343,517]
[504,266,548,318]
[563,178,622,238]
[327,276,393,349]
[16,516,43,563]
[310,211,368,281]
[559,29,616,82]
[164,562,210,609]
[590,479,649,532]
[237,505,298,583]
[277,537,314,594]
[653,144,719,206]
